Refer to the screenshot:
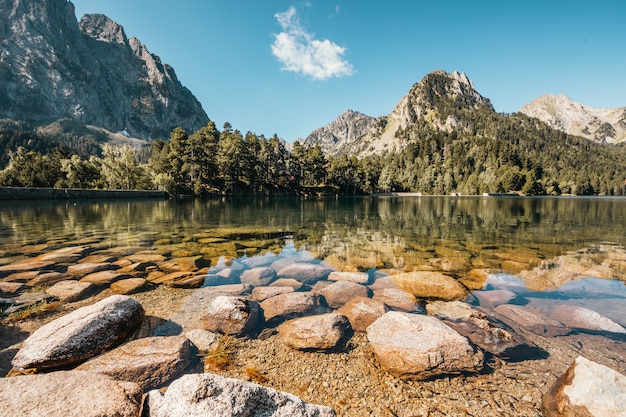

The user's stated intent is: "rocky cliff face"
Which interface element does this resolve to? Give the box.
[0,0,209,139]
[304,70,493,157]
[519,94,626,144]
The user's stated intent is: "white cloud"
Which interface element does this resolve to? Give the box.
[271,6,354,80]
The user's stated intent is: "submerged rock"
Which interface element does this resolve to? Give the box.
[0,370,143,417]
[46,280,96,302]
[76,336,190,390]
[542,356,626,417]
[260,292,328,326]
[372,288,419,312]
[279,313,352,351]
[241,267,277,286]
[277,263,333,284]
[494,304,569,337]
[318,281,372,309]
[366,311,484,380]
[11,295,144,371]
[145,372,336,417]
[201,295,261,336]
[391,271,469,301]
[549,304,626,335]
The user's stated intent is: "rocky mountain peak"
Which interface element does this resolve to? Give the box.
[0,0,209,140]
[302,109,378,153]
[520,94,626,143]
[79,13,128,45]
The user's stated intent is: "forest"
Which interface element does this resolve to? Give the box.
[1,111,626,196]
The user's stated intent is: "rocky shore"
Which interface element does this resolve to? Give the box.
[1,236,626,416]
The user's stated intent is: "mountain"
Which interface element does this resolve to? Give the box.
[303,70,493,156]
[0,0,209,140]
[519,94,626,144]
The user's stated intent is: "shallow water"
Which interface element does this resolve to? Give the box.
[1,196,625,327]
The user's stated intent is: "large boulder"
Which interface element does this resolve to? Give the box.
[494,304,569,337]
[391,271,469,301]
[241,267,277,287]
[366,311,484,379]
[201,295,260,336]
[426,300,540,360]
[542,356,626,416]
[337,296,388,332]
[260,292,328,326]
[76,336,190,390]
[145,372,335,417]
[276,263,333,284]
[0,370,143,417]
[11,295,144,371]
[278,313,352,351]
[549,304,626,335]
[318,281,372,309]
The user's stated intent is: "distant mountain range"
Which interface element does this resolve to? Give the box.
[303,71,626,157]
[0,0,209,140]
[519,94,626,144]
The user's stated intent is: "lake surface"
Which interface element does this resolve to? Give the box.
[1,196,625,327]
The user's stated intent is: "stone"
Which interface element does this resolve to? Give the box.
[0,260,56,274]
[426,300,539,360]
[46,280,96,302]
[148,271,194,285]
[126,252,167,263]
[203,267,241,286]
[110,277,148,295]
[11,295,145,371]
[366,311,484,379]
[372,288,420,312]
[541,356,626,417]
[76,336,190,390]
[549,304,626,334]
[36,246,89,263]
[277,263,333,283]
[495,304,570,337]
[0,370,143,417]
[79,270,130,285]
[270,278,305,290]
[26,272,71,287]
[391,271,469,301]
[1,291,57,316]
[201,295,260,336]
[185,329,220,352]
[328,271,372,284]
[145,372,336,417]
[260,292,328,326]
[459,269,492,290]
[0,281,25,293]
[337,297,389,332]
[279,313,352,352]
[251,285,295,302]
[239,267,276,287]
[67,262,114,276]
[473,288,518,307]
[319,281,372,309]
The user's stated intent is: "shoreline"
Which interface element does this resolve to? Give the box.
[0,187,168,200]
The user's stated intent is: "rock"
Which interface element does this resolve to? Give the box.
[145,372,336,417]
[0,281,25,293]
[319,281,372,309]
[279,313,352,351]
[241,267,277,286]
[79,270,130,285]
[46,280,96,302]
[337,297,389,332]
[260,292,328,326]
[251,285,295,302]
[201,295,260,336]
[368,275,399,291]
[67,262,114,276]
[36,246,89,263]
[0,259,56,274]
[391,271,469,301]
[185,329,220,352]
[126,252,167,263]
[328,271,372,285]
[76,336,190,390]
[426,300,539,360]
[541,356,626,417]
[366,311,484,379]
[1,292,57,316]
[372,288,420,312]
[277,263,333,284]
[270,278,305,290]
[459,269,492,290]
[473,289,518,307]
[11,294,145,371]
[203,267,241,286]
[0,370,143,417]
[110,277,147,294]
[550,304,626,334]
[494,304,570,337]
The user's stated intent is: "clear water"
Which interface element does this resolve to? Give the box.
[1,196,625,327]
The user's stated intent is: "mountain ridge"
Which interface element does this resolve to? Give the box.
[0,0,209,140]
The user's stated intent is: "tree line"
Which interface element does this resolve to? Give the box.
[1,114,625,196]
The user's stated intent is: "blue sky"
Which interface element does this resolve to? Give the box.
[71,0,626,142]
